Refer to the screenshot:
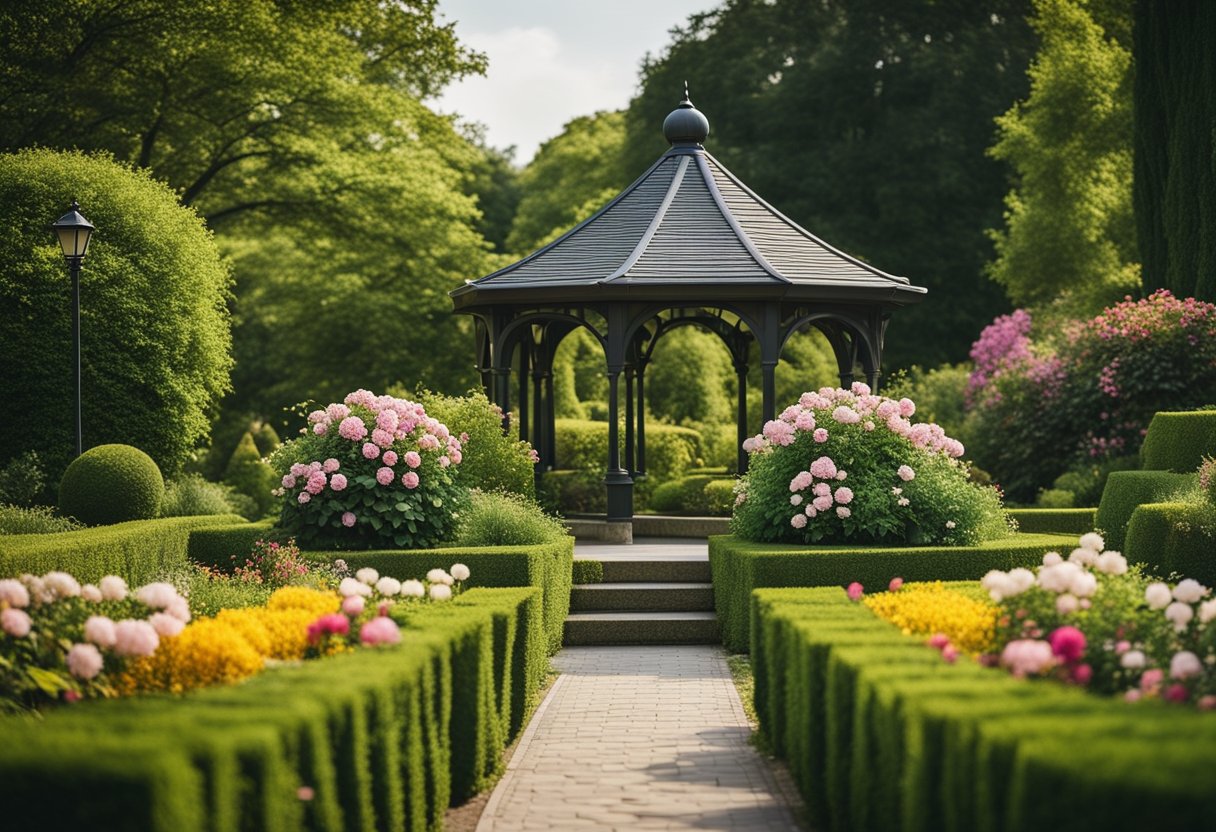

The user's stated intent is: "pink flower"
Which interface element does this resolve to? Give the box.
[382,450,398,466]
[2,608,32,637]
[298,786,316,802]
[790,513,807,529]
[941,645,959,664]
[135,582,178,610]
[927,633,950,649]
[813,482,831,497]
[1164,683,1189,703]
[402,471,419,489]
[846,582,864,602]
[790,494,804,506]
[281,474,297,489]
[342,595,366,616]
[813,428,829,443]
[1048,626,1086,663]
[362,442,380,459]
[1170,651,1202,679]
[898,465,915,482]
[1198,695,1216,711]
[836,506,851,519]
[323,458,340,473]
[888,577,904,592]
[372,428,394,448]
[166,597,191,623]
[898,397,916,417]
[404,451,421,469]
[438,455,451,468]
[298,492,311,504]
[66,643,104,680]
[0,579,30,608]
[84,616,117,647]
[762,419,796,446]
[312,423,328,436]
[812,495,833,512]
[375,409,399,432]
[305,472,327,495]
[149,612,185,638]
[330,474,347,491]
[376,467,395,486]
[834,487,854,505]
[451,449,463,464]
[307,613,351,644]
[360,616,401,646]
[339,417,369,441]
[831,406,861,424]
[1000,639,1055,677]
[794,411,816,431]
[790,471,813,492]
[1140,668,1165,691]
[809,456,837,479]
[342,511,357,527]
[113,620,159,657]
[326,403,351,421]
[418,434,440,451]
[1070,663,1093,685]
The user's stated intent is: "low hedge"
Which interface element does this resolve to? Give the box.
[753,587,1216,832]
[1094,471,1195,550]
[1124,501,1216,585]
[647,475,736,516]
[554,418,701,481]
[709,533,1077,652]
[1139,411,1216,472]
[186,518,277,567]
[572,559,603,584]
[1006,508,1097,535]
[307,538,574,656]
[0,587,543,832]
[0,515,247,583]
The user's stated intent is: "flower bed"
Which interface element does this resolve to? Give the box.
[0,587,542,832]
[751,586,1216,832]
[709,532,1076,651]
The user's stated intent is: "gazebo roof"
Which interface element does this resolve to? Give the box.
[452,93,926,311]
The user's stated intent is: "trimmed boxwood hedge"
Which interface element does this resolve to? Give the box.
[0,515,247,584]
[186,518,277,567]
[0,587,543,832]
[1125,501,1216,585]
[1139,411,1216,472]
[752,587,1216,832]
[1006,508,1097,535]
[709,533,1077,652]
[1094,470,1195,550]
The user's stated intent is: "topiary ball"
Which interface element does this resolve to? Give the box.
[58,444,164,525]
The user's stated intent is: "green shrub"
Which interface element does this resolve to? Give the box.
[58,444,164,525]
[160,474,249,518]
[185,519,277,569]
[537,469,604,514]
[572,559,603,584]
[0,148,232,485]
[455,491,567,547]
[1094,470,1195,550]
[1124,501,1216,585]
[1034,488,1075,508]
[222,432,277,518]
[0,515,245,584]
[252,423,281,457]
[703,479,737,514]
[0,504,83,535]
[709,532,1077,652]
[647,475,736,515]
[0,451,47,506]
[1006,508,1097,535]
[185,571,274,617]
[1140,411,1216,472]
[554,418,699,481]
[1050,454,1139,507]
[413,388,537,499]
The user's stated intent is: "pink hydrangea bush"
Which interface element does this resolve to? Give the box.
[980,532,1216,705]
[272,389,469,549]
[0,572,190,712]
[732,384,1009,545]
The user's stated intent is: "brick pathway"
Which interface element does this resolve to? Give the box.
[476,646,800,831]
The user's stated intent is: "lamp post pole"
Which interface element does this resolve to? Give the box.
[51,200,94,459]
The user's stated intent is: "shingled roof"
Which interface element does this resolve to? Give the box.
[451,94,926,310]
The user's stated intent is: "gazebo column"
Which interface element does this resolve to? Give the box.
[603,306,633,541]
[475,317,493,400]
[735,360,749,474]
[624,366,636,475]
[518,339,530,443]
[760,303,781,423]
[636,359,647,477]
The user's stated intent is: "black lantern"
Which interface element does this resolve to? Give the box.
[50,200,94,458]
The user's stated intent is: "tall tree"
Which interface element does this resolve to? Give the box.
[988,0,1138,316]
[1133,0,1216,301]
[623,0,1037,369]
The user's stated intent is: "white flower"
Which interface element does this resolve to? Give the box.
[790,494,804,506]
[1170,650,1203,679]
[99,576,127,601]
[375,577,402,596]
[1042,551,1062,567]
[429,584,452,601]
[43,571,82,598]
[1199,599,1216,624]
[165,597,191,623]
[1068,548,1097,567]
[339,577,372,598]
[1172,579,1208,604]
[1120,650,1146,670]
[1145,582,1172,610]
[891,487,903,496]
[134,582,178,609]
[426,568,448,584]
[945,521,956,530]
[1165,601,1194,632]
[356,568,379,586]
[1038,562,1084,594]
[1070,571,1098,599]
[897,497,910,507]
[1078,532,1105,553]
[1095,552,1128,575]
[1056,594,1079,615]
[149,612,185,638]
[81,584,102,602]
[451,564,470,582]
[981,570,1013,602]
[1007,568,1036,594]
[400,579,425,598]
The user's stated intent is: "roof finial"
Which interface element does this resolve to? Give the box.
[663,82,709,146]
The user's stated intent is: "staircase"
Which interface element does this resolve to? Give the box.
[564,556,721,645]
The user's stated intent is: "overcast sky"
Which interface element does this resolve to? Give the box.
[434,0,712,164]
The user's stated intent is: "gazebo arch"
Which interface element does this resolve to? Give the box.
[450,90,926,538]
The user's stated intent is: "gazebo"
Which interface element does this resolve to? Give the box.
[450,91,926,535]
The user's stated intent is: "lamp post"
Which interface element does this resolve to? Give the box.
[51,200,94,459]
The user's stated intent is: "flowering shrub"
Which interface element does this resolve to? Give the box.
[0,572,190,711]
[272,389,469,549]
[863,581,998,654]
[966,292,1216,501]
[731,384,1009,545]
[231,538,310,586]
[1199,457,1216,506]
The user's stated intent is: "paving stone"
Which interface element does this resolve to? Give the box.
[475,645,799,831]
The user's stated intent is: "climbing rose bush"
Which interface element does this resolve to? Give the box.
[732,384,1010,545]
[272,389,468,549]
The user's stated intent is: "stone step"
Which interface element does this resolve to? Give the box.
[563,612,721,646]
[583,558,712,584]
[570,582,715,612]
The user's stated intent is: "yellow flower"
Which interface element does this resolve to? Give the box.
[864,581,998,654]
[267,586,339,618]
[118,619,263,695]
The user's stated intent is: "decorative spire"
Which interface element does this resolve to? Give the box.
[663,83,709,146]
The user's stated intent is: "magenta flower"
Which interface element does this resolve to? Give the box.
[846,582,864,602]
[888,577,904,592]
[1048,626,1086,663]
[307,613,350,644]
